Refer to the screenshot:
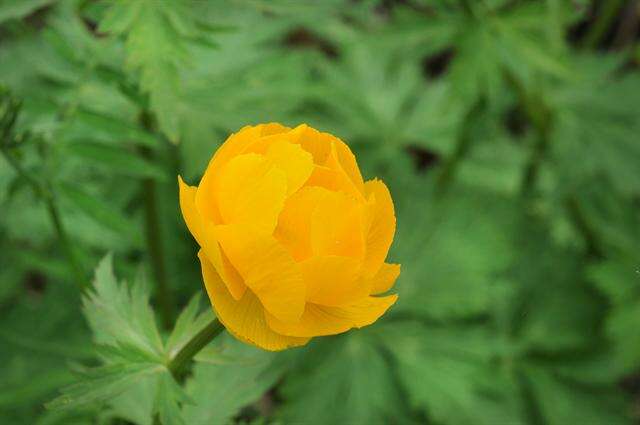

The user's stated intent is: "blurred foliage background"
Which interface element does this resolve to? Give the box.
[1,0,639,424]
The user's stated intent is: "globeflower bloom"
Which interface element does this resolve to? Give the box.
[178,123,399,351]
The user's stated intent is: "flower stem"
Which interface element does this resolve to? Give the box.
[436,98,485,195]
[139,111,174,329]
[0,146,85,288]
[168,318,225,379]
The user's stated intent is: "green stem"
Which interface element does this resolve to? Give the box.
[139,112,174,329]
[44,192,86,288]
[436,99,484,195]
[566,196,603,258]
[0,147,85,288]
[168,318,225,379]
[141,165,173,329]
[505,72,551,197]
[582,0,625,48]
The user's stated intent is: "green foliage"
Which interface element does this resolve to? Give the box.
[278,330,410,424]
[1,0,639,424]
[46,256,287,425]
[98,0,219,143]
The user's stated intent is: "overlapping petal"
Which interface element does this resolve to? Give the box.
[302,255,367,306]
[180,123,399,351]
[199,251,309,351]
[178,177,246,299]
[215,224,306,323]
[212,153,287,231]
[362,179,396,278]
[369,263,401,295]
[265,294,398,337]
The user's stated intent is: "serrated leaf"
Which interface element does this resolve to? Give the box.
[166,294,214,358]
[522,363,630,425]
[156,372,190,425]
[83,255,163,357]
[46,360,165,411]
[98,0,215,142]
[278,331,409,425]
[379,322,523,425]
[392,183,517,319]
[61,108,158,147]
[64,142,167,181]
[183,335,281,425]
[57,183,138,241]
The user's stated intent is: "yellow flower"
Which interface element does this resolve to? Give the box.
[178,123,399,351]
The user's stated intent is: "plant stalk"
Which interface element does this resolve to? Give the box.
[0,147,85,288]
[435,98,484,195]
[139,111,174,329]
[582,0,626,48]
[167,318,225,379]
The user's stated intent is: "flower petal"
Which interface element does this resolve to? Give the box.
[213,153,287,231]
[310,189,365,259]
[199,251,309,351]
[363,179,396,277]
[274,186,322,262]
[215,224,306,323]
[207,123,289,174]
[369,263,401,295]
[290,124,331,164]
[302,255,367,306]
[179,177,247,299]
[260,122,291,136]
[315,143,365,201]
[329,134,365,192]
[266,294,398,337]
[178,176,203,242]
[265,140,313,195]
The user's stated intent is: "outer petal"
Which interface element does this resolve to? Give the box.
[178,176,204,242]
[207,124,289,175]
[260,122,291,136]
[199,251,309,351]
[195,124,290,223]
[328,133,365,192]
[265,294,398,337]
[215,224,306,323]
[363,179,396,278]
[302,255,367,306]
[213,153,287,231]
[369,263,401,295]
[179,177,246,299]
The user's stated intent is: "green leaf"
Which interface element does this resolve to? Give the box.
[156,372,190,425]
[64,142,167,181]
[166,293,214,358]
[98,0,216,142]
[48,256,195,425]
[590,259,640,373]
[57,183,138,241]
[183,335,283,425]
[548,58,640,197]
[82,255,164,358]
[46,356,165,411]
[379,322,524,425]
[60,108,158,147]
[278,331,409,425]
[392,183,517,319]
[522,363,631,425]
[0,0,55,24]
